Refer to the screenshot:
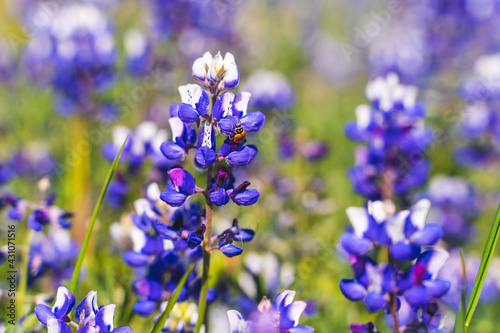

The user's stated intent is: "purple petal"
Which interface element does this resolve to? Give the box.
[210,188,230,206]
[159,190,188,207]
[52,286,75,319]
[213,93,235,121]
[410,224,443,246]
[423,278,451,298]
[122,251,150,266]
[405,286,430,308]
[195,146,217,167]
[340,233,373,255]
[233,228,254,242]
[160,141,185,160]
[95,304,116,333]
[132,300,157,316]
[227,145,258,167]
[169,103,180,118]
[133,279,163,301]
[363,291,386,312]
[113,327,133,333]
[155,223,179,240]
[75,291,98,325]
[240,111,265,133]
[230,188,260,206]
[220,244,243,257]
[340,280,367,301]
[389,242,420,261]
[178,103,199,123]
[35,304,54,325]
[167,168,196,195]
[273,290,296,310]
[219,116,239,135]
[288,325,315,333]
[281,301,307,329]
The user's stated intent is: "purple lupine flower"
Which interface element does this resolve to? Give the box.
[20,3,117,120]
[340,255,396,313]
[160,168,197,207]
[340,199,442,261]
[160,117,197,162]
[242,70,295,112]
[227,290,314,332]
[398,249,451,308]
[217,219,255,258]
[208,167,259,207]
[102,121,169,174]
[35,286,132,332]
[423,176,482,245]
[192,51,240,90]
[349,322,379,333]
[345,73,433,202]
[455,53,500,168]
[124,29,156,77]
[177,84,210,123]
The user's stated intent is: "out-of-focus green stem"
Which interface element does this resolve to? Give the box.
[17,228,33,331]
[69,116,92,244]
[195,164,214,333]
[69,137,128,294]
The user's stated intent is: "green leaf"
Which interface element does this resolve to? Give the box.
[464,202,500,332]
[150,264,196,333]
[69,136,128,294]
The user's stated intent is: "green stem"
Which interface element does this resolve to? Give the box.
[69,136,128,294]
[16,229,34,331]
[195,164,214,333]
[150,264,195,333]
[388,252,400,333]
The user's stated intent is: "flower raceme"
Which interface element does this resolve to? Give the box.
[340,199,443,261]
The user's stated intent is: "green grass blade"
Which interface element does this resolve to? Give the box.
[454,250,467,333]
[464,202,500,332]
[150,264,195,333]
[69,136,128,294]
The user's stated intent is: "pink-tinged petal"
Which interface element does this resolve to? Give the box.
[167,168,196,195]
[76,326,98,333]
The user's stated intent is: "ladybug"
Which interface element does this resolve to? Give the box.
[231,123,246,143]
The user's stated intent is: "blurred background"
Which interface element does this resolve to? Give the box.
[2,0,500,332]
